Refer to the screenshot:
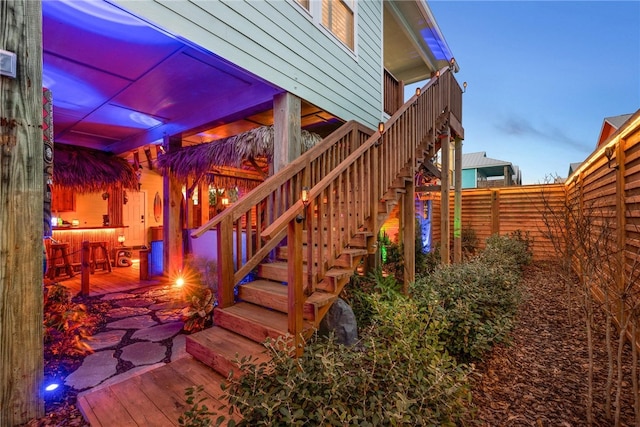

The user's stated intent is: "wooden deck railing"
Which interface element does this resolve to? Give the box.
[260,67,461,340]
[191,121,373,308]
[192,66,462,344]
[383,69,404,116]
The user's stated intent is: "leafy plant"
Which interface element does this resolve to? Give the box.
[182,286,215,333]
[43,282,98,357]
[411,233,527,362]
[181,256,218,333]
[178,385,223,427]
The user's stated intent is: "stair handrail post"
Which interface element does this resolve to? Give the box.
[287,216,304,357]
[217,216,235,308]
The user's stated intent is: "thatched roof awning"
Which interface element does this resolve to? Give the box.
[156,126,321,181]
[53,144,138,193]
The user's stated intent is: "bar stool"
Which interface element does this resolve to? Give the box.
[48,243,75,279]
[89,242,112,274]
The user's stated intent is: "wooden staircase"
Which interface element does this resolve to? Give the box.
[185,66,463,376]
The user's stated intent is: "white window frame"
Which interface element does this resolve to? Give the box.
[292,0,358,57]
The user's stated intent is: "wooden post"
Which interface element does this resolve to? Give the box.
[402,180,415,293]
[440,127,450,264]
[81,241,90,296]
[288,218,304,357]
[367,134,382,273]
[491,189,500,235]
[217,217,235,308]
[615,139,627,324]
[0,1,45,423]
[273,92,301,173]
[163,135,183,277]
[453,137,462,263]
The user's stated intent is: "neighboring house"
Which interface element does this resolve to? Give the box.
[461,151,522,189]
[596,114,633,148]
[568,113,632,181]
[568,162,582,177]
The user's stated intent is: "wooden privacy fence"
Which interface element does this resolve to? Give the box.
[431,183,566,261]
[431,111,640,345]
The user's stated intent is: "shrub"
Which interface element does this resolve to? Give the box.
[44,283,99,357]
[181,256,218,333]
[480,230,533,273]
[411,232,527,362]
[214,297,471,426]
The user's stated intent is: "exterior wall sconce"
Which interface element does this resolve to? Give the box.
[415,87,421,97]
[375,123,385,147]
[604,146,618,169]
[296,187,310,223]
[117,235,126,246]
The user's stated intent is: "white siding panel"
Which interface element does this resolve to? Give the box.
[114,0,384,128]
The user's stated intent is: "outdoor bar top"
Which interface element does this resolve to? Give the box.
[48,226,128,264]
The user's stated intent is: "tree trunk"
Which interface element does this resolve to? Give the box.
[0,0,45,424]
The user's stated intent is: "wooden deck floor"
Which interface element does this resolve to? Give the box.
[77,356,238,426]
[52,256,167,297]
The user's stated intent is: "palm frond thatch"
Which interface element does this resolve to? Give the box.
[53,144,138,192]
[156,125,321,181]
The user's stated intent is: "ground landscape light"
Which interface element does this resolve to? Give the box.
[45,383,59,392]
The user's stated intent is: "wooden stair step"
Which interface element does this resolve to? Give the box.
[238,279,335,321]
[214,302,311,344]
[317,268,354,292]
[277,246,367,268]
[257,261,309,282]
[186,326,271,378]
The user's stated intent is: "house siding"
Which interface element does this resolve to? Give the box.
[462,168,476,188]
[113,0,384,128]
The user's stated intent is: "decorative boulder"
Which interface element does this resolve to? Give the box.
[319,298,358,346]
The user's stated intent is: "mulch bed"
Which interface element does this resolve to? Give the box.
[469,262,636,426]
[26,262,637,426]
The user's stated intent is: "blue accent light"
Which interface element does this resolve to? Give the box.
[45,383,60,392]
[420,27,453,62]
[42,66,103,111]
[43,0,174,45]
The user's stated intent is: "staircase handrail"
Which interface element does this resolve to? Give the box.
[261,66,462,348]
[262,66,457,240]
[191,120,371,238]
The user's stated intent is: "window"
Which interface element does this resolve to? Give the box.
[296,0,310,10]
[321,0,354,50]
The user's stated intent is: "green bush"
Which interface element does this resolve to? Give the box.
[411,232,529,362]
[216,296,471,426]
[480,230,533,273]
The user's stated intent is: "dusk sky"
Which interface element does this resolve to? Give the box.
[408,1,640,184]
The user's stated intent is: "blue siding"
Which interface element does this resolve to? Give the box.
[462,169,477,189]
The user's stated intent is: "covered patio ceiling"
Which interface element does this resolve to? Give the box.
[42,0,342,156]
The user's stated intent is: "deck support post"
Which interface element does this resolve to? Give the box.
[402,179,415,294]
[273,92,301,173]
[453,137,463,263]
[440,126,451,264]
[163,135,184,278]
[0,0,45,423]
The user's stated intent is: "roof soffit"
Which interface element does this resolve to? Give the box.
[383,0,456,84]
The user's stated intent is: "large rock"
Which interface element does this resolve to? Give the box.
[319,298,358,346]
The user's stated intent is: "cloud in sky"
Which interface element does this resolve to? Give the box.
[496,116,592,152]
